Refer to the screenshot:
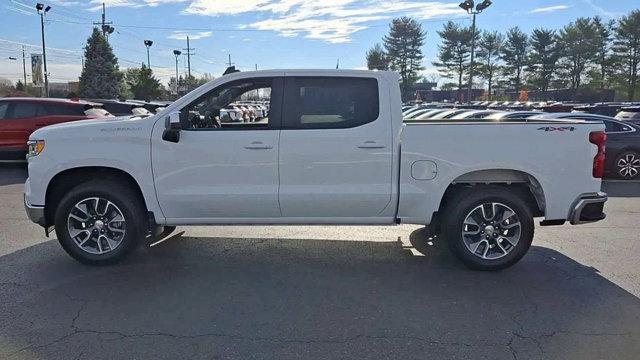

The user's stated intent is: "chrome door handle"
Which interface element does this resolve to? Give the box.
[244,141,273,150]
[357,141,386,149]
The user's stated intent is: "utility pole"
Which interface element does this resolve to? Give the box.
[255,64,258,71]
[183,36,194,89]
[226,54,234,67]
[36,3,51,97]
[94,3,114,38]
[22,46,27,86]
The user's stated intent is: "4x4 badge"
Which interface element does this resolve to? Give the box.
[537,126,576,132]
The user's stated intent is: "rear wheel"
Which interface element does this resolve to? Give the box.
[54,179,147,265]
[615,151,640,180]
[443,186,534,271]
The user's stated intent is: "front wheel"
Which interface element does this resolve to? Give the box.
[443,186,535,271]
[54,179,147,265]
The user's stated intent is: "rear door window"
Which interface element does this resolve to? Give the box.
[283,77,379,129]
[11,102,41,119]
[0,103,8,119]
[43,104,86,116]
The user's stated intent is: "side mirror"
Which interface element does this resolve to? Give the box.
[162,111,181,143]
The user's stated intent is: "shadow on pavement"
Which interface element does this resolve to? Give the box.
[1,228,639,359]
[602,181,640,198]
[0,164,27,186]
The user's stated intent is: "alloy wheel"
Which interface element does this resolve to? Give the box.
[617,153,640,179]
[67,197,126,255]
[461,202,521,260]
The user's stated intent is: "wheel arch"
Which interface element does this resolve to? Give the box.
[45,166,149,227]
[430,169,546,232]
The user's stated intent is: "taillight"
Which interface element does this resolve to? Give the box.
[589,131,607,178]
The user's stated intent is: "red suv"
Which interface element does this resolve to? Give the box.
[0,98,111,160]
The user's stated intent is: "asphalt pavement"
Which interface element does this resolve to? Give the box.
[1,164,639,360]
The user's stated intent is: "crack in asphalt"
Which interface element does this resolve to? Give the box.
[7,294,634,360]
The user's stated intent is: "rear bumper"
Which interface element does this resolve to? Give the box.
[24,195,46,227]
[569,192,608,225]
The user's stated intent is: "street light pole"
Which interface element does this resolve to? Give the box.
[173,50,182,95]
[22,46,27,86]
[459,0,491,103]
[36,3,51,97]
[144,40,153,69]
[468,12,477,104]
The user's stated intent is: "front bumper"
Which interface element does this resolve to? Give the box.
[569,192,608,225]
[24,195,46,227]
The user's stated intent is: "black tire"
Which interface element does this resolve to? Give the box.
[442,186,534,271]
[54,179,147,265]
[614,151,640,180]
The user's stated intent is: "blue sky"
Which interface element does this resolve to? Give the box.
[0,0,638,86]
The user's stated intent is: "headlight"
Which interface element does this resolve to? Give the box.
[27,140,45,159]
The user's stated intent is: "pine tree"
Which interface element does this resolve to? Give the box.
[433,21,474,102]
[384,17,426,98]
[476,31,503,101]
[613,10,640,100]
[15,80,25,92]
[558,18,599,89]
[591,17,615,90]
[79,28,121,98]
[366,43,389,70]
[501,27,529,94]
[126,64,161,101]
[528,28,560,94]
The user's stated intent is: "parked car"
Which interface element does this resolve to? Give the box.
[410,109,452,120]
[87,99,153,117]
[531,113,640,180]
[0,98,111,161]
[450,110,501,119]
[539,102,586,113]
[24,70,607,270]
[128,100,167,114]
[573,103,626,117]
[484,111,544,121]
[616,106,640,125]
[428,109,470,119]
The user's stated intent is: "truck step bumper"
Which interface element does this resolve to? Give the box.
[569,192,608,225]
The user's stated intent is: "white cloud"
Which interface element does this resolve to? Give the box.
[184,1,464,44]
[530,5,570,14]
[168,31,213,40]
[87,0,188,11]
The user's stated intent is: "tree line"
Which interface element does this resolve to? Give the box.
[367,10,640,101]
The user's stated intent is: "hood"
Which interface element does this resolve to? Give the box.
[30,115,150,140]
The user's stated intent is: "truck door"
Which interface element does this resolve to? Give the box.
[278,75,393,218]
[151,76,284,222]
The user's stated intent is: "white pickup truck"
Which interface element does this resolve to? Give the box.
[24,70,608,270]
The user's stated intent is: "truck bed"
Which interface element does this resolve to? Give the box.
[396,119,604,224]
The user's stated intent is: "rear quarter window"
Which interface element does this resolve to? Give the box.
[283,77,379,129]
